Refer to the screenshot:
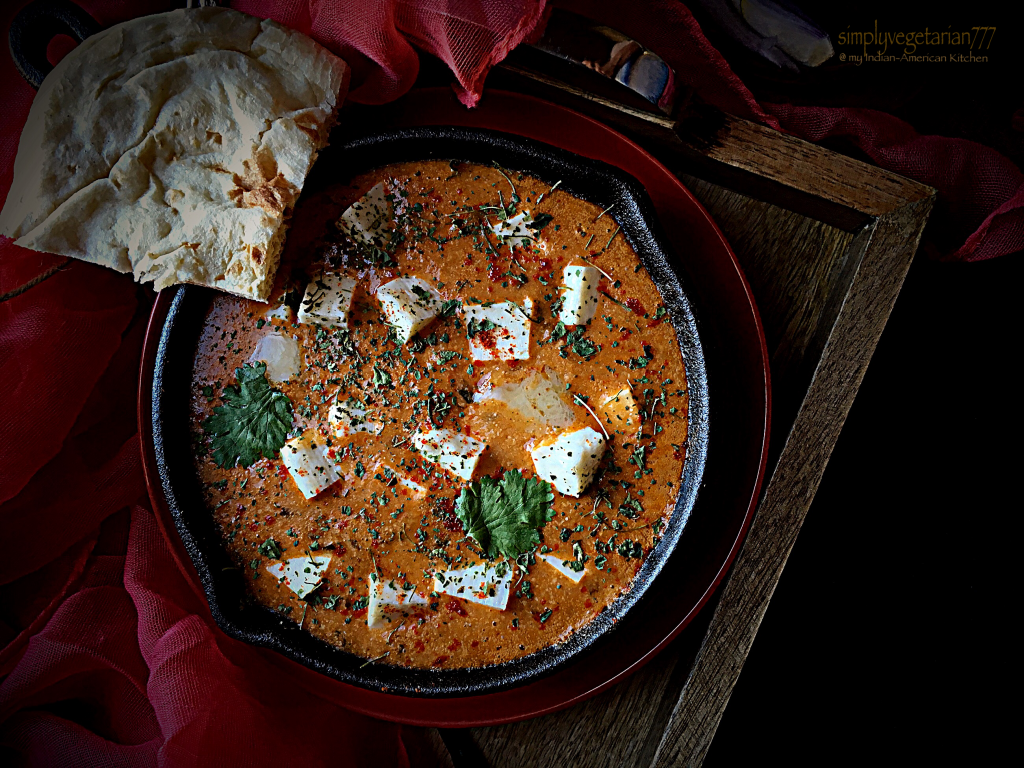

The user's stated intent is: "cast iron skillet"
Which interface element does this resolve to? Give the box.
[12,1,710,697]
[153,127,709,696]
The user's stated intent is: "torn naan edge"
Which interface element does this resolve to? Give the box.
[0,7,349,301]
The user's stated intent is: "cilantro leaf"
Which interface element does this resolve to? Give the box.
[454,470,555,559]
[202,362,293,468]
[454,480,492,547]
[500,470,554,529]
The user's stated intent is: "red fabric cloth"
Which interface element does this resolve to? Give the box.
[763,104,1024,261]
[1,0,1021,764]
[232,0,549,106]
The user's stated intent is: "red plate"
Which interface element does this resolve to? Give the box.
[139,88,770,727]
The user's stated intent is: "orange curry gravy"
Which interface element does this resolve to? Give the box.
[190,160,689,670]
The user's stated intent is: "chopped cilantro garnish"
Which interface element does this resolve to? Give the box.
[258,538,283,559]
[527,212,554,231]
[372,365,392,388]
[617,539,643,558]
[466,318,497,338]
[202,362,292,468]
[557,326,597,360]
[572,335,597,358]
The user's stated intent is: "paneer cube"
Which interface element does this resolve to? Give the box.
[462,301,532,361]
[434,562,512,610]
[376,276,442,342]
[377,464,429,497]
[263,301,293,325]
[538,553,587,583]
[280,430,341,500]
[297,272,357,327]
[599,387,640,432]
[411,428,488,482]
[473,367,575,429]
[249,332,301,383]
[557,265,602,326]
[329,398,383,437]
[530,426,606,497]
[489,211,538,250]
[338,182,392,246]
[265,555,331,600]
[367,574,429,628]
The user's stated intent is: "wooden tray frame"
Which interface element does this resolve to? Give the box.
[416,66,936,767]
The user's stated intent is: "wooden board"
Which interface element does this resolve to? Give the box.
[406,64,935,766]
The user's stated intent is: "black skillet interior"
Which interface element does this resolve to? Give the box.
[151,126,709,697]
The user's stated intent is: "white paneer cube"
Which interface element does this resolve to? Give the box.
[376,276,442,342]
[280,431,341,500]
[462,301,532,361]
[557,265,602,326]
[410,428,488,482]
[473,367,575,429]
[249,333,301,383]
[263,301,293,325]
[367,575,429,628]
[297,273,357,327]
[530,426,606,497]
[538,553,587,583]
[377,464,428,497]
[338,182,392,246]
[490,211,538,249]
[329,398,383,437]
[434,562,512,610]
[266,555,331,600]
[599,387,640,432]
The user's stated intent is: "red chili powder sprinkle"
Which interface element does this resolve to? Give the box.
[445,599,468,617]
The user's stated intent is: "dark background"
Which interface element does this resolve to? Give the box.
[688,2,1021,763]
[705,251,1019,765]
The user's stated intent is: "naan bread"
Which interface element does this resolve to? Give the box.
[0,7,349,301]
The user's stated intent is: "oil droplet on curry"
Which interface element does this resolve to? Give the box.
[190,161,690,670]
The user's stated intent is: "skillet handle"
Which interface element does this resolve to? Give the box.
[9,0,100,90]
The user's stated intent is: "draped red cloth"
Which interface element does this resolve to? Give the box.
[1,0,1020,765]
